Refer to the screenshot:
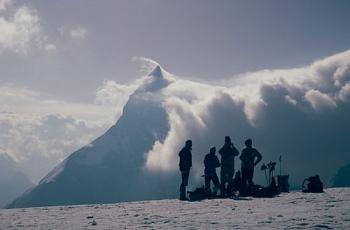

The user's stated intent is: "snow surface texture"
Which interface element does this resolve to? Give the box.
[1,188,349,229]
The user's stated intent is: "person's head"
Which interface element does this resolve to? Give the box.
[225,136,231,144]
[245,138,252,147]
[210,146,216,154]
[185,139,192,149]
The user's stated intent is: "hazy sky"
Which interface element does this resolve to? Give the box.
[1,0,350,102]
[1,0,350,183]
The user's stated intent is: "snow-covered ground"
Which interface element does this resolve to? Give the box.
[1,188,349,229]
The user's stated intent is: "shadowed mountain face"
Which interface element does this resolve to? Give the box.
[8,66,176,208]
[332,163,350,187]
[0,154,34,208]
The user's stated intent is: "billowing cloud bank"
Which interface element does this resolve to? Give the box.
[1,50,350,186]
[145,50,350,185]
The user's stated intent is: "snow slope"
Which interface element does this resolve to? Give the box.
[7,66,175,208]
[1,188,349,229]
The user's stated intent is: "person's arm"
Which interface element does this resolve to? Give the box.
[239,150,245,161]
[254,150,262,166]
[179,148,183,157]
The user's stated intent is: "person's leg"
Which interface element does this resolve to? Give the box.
[205,175,211,192]
[220,169,227,196]
[228,170,234,184]
[220,169,225,185]
[180,170,189,199]
[247,168,254,186]
[241,168,248,188]
[210,174,219,195]
[183,170,189,186]
[213,174,220,189]
[226,170,234,197]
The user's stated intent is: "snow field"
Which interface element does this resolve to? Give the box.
[0,188,349,229]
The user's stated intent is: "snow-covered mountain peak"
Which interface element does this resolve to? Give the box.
[7,63,173,208]
[148,65,162,78]
[136,65,172,93]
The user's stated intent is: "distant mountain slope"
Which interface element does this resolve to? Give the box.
[0,153,34,208]
[8,66,176,208]
[332,163,350,187]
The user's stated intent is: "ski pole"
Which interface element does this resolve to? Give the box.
[279,155,282,176]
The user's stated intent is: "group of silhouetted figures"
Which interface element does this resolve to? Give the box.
[178,136,324,201]
[178,136,263,201]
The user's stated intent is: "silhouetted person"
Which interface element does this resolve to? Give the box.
[178,140,193,200]
[219,136,239,197]
[240,138,262,188]
[204,146,221,195]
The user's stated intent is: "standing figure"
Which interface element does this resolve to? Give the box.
[219,136,239,197]
[240,138,262,188]
[178,140,193,200]
[204,146,221,195]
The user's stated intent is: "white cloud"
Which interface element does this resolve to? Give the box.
[1,49,350,185]
[0,0,11,11]
[338,83,350,102]
[0,113,108,183]
[285,95,297,105]
[333,62,350,87]
[0,5,41,54]
[0,82,135,182]
[145,86,209,171]
[304,89,337,111]
[95,80,137,106]
[70,27,88,39]
[44,43,57,52]
[132,56,160,74]
[140,50,350,185]
[0,84,116,124]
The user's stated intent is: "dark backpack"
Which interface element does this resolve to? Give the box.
[302,175,324,193]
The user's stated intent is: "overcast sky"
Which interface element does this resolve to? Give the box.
[1,0,350,101]
[1,0,350,183]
